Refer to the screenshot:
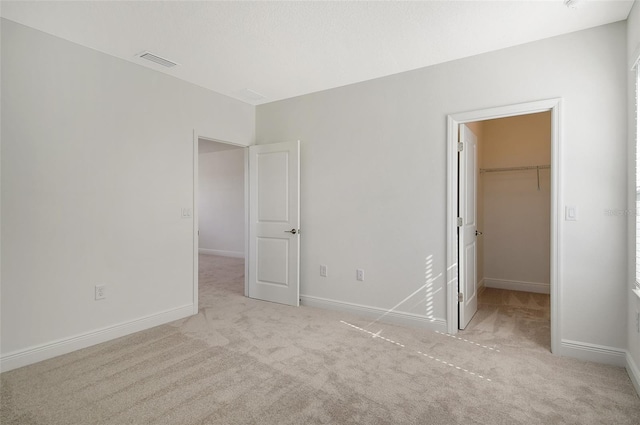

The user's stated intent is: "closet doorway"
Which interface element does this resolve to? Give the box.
[464,113,551,350]
[446,99,561,354]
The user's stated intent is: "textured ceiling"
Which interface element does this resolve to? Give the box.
[1,1,634,105]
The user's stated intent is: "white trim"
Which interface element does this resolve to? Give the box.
[483,278,550,294]
[626,351,640,398]
[193,131,199,315]
[199,248,245,258]
[244,147,250,297]
[0,304,194,373]
[446,98,562,357]
[448,99,561,124]
[559,339,626,367]
[446,115,459,335]
[300,295,448,332]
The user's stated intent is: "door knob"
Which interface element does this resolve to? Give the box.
[285,229,298,234]
[475,230,483,236]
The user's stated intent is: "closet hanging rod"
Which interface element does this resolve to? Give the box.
[480,164,550,173]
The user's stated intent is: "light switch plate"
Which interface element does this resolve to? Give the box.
[565,206,577,221]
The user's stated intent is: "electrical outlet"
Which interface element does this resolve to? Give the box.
[95,285,106,300]
[356,269,365,281]
[320,265,328,277]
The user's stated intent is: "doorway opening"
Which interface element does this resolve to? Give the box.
[193,134,249,314]
[446,99,561,354]
[461,113,552,350]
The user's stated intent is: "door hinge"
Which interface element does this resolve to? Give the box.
[457,217,463,227]
[458,292,464,303]
[457,142,464,152]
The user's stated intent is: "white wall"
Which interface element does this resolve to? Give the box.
[481,113,551,293]
[626,0,640,394]
[257,22,628,360]
[198,148,245,258]
[0,19,254,370]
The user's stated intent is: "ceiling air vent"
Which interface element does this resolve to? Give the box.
[136,51,179,68]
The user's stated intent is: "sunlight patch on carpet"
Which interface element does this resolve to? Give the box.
[434,330,500,352]
[340,320,494,383]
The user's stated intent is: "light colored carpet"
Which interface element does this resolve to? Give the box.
[1,255,639,424]
[463,287,551,352]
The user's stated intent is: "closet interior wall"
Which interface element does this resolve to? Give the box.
[475,112,552,294]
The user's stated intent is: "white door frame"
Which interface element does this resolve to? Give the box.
[446,99,562,354]
[193,131,250,315]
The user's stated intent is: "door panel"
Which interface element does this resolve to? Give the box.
[257,151,290,222]
[464,243,476,299]
[248,141,300,306]
[256,237,289,285]
[459,125,478,329]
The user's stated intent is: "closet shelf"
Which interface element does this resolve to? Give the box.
[479,164,551,191]
[480,164,550,173]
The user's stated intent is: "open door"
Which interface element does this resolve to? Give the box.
[458,125,478,329]
[248,141,300,306]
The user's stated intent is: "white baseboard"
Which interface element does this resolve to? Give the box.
[199,248,244,258]
[0,304,194,373]
[559,339,627,367]
[627,351,640,398]
[300,295,447,332]
[484,278,550,294]
[478,278,486,293]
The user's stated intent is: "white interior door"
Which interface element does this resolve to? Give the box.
[248,141,300,306]
[459,125,478,329]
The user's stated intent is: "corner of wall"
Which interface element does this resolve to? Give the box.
[627,350,640,398]
[627,0,640,397]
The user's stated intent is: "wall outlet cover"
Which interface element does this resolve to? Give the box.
[95,285,106,300]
